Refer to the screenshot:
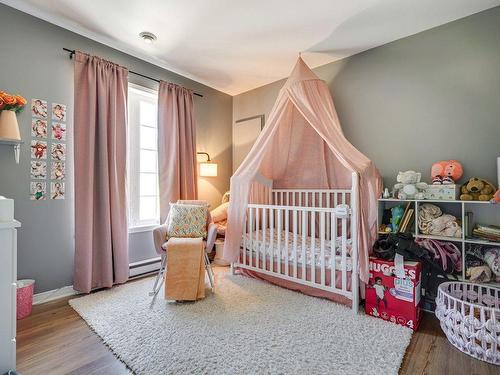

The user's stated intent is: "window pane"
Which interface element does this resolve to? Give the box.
[140,101,157,127]
[140,173,157,196]
[140,196,157,221]
[140,149,157,173]
[140,125,157,150]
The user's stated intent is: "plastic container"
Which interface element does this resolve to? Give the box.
[17,279,35,320]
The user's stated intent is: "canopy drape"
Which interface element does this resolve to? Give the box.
[222,57,382,283]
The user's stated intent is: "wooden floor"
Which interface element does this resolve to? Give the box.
[17,277,498,375]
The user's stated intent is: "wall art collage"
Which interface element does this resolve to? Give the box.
[30,98,67,200]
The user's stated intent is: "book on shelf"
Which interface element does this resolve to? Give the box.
[471,224,500,242]
[464,211,473,238]
[398,203,414,233]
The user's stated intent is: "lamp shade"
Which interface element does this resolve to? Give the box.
[199,162,218,177]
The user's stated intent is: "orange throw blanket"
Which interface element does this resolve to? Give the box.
[165,237,205,301]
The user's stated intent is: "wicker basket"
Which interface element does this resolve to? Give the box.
[435,282,500,365]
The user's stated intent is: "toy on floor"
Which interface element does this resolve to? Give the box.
[431,160,463,185]
[210,191,230,236]
[393,170,428,200]
[459,177,495,201]
[490,189,500,204]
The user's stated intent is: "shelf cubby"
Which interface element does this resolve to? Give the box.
[378,198,500,287]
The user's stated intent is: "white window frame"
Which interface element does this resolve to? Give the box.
[128,83,160,231]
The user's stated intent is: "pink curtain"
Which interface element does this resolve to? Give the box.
[73,51,129,293]
[158,82,198,223]
[223,57,382,283]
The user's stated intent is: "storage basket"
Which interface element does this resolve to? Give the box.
[17,279,35,320]
[435,282,500,365]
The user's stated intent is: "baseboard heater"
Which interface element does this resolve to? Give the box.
[129,257,161,278]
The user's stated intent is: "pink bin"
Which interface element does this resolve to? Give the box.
[17,279,35,320]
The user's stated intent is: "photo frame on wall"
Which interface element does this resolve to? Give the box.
[52,103,67,122]
[233,114,265,172]
[31,119,48,138]
[31,98,48,119]
[30,181,46,200]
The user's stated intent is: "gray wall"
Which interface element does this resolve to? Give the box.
[234,6,500,189]
[0,4,232,293]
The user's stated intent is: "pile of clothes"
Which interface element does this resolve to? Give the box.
[373,233,459,310]
[418,203,462,238]
[466,245,500,283]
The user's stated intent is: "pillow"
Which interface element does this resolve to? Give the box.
[167,203,208,238]
[210,202,229,223]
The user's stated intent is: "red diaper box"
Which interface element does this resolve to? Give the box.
[365,257,422,331]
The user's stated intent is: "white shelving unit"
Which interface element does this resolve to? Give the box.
[378,198,500,287]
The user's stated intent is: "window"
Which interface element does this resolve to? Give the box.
[128,84,159,229]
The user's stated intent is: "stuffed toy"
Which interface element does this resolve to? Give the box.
[459,177,495,201]
[431,160,463,185]
[393,170,428,200]
[491,189,500,204]
[390,205,405,232]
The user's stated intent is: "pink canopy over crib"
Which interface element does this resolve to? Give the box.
[222,57,382,283]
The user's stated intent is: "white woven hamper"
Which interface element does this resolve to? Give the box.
[435,282,500,365]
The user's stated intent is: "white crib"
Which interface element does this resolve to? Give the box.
[232,173,359,312]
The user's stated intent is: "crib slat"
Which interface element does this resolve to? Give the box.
[248,207,253,267]
[262,207,267,271]
[285,208,289,277]
[302,210,307,281]
[326,194,331,240]
[243,210,247,266]
[277,209,282,275]
[305,194,309,235]
[270,206,274,273]
[320,211,326,286]
[331,212,337,289]
[341,217,347,291]
[310,211,316,284]
[293,209,298,278]
[255,207,260,269]
[342,192,346,204]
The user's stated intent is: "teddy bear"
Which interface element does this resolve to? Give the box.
[431,160,463,185]
[459,177,496,201]
[393,170,428,200]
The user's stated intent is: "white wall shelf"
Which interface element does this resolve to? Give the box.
[0,138,23,164]
[377,198,500,286]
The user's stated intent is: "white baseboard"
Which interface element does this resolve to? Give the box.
[32,258,161,305]
[129,257,161,277]
[33,285,79,305]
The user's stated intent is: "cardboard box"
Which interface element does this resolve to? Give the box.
[424,184,459,200]
[365,257,422,330]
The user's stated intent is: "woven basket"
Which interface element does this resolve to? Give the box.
[435,282,500,365]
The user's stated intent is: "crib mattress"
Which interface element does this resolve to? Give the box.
[242,230,352,271]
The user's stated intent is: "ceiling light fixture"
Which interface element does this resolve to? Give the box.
[139,31,157,44]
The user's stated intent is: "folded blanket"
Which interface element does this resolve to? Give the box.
[165,237,205,301]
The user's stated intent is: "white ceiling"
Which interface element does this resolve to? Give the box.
[3,0,500,95]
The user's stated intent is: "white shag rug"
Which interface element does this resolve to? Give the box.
[69,272,412,375]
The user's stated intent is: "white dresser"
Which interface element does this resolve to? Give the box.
[0,197,20,373]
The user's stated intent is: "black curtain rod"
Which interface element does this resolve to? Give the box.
[63,48,203,98]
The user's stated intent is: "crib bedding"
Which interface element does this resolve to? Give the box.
[243,229,352,271]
